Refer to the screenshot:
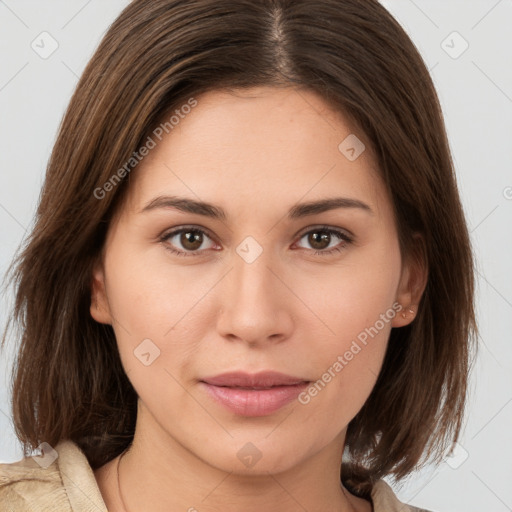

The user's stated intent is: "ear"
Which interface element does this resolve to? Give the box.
[391,233,428,328]
[90,259,112,325]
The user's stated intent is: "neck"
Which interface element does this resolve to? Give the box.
[109,404,368,512]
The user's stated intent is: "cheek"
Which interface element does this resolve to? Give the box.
[104,243,215,335]
[297,306,392,427]
[102,246,218,386]
[293,236,401,339]
[293,243,400,418]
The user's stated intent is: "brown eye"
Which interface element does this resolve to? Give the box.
[161,227,217,256]
[295,227,353,256]
[179,230,204,251]
[307,231,332,250]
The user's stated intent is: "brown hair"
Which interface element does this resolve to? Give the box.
[1,0,477,499]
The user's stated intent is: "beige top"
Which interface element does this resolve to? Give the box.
[0,440,433,511]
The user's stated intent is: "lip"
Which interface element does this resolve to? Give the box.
[200,371,310,417]
[202,370,308,388]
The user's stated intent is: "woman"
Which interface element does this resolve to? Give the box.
[0,0,477,511]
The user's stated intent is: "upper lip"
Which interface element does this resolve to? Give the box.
[201,371,309,388]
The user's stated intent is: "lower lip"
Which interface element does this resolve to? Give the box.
[200,382,309,417]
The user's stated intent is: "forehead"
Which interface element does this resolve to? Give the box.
[123,86,389,221]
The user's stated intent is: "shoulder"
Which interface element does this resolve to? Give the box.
[371,479,435,512]
[0,439,108,512]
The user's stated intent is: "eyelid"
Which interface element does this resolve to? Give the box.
[160,224,217,241]
[294,223,354,240]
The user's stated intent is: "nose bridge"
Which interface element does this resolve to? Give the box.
[216,236,292,343]
[230,238,277,310]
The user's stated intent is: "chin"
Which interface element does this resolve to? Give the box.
[197,436,309,476]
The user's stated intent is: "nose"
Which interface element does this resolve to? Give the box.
[215,244,294,347]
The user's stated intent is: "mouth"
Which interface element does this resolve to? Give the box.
[199,371,310,417]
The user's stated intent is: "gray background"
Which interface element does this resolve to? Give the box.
[1,1,511,511]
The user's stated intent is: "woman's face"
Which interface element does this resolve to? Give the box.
[91,86,419,475]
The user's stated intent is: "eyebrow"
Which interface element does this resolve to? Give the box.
[140,195,374,220]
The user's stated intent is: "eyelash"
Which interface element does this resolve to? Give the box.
[159,225,354,258]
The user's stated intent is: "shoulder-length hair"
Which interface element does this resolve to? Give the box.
[1,0,477,499]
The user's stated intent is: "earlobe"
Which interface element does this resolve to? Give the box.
[393,301,417,327]
[90,261,112,325]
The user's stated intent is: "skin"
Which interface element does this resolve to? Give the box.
[91,86,426,512]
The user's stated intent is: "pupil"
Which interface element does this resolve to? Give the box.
[182,231,202,250]
[310,231,330,250]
